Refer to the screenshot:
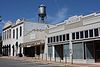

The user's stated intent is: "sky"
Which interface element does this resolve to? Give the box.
[0,0,100,32]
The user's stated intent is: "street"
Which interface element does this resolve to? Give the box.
[0,58,66,67]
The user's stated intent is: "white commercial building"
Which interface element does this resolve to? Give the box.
[2,19,51,57]
[45,13,100,63]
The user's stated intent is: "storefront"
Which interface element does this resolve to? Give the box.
[21,40,45,57]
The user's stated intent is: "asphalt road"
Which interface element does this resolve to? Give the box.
[0,58,66,67]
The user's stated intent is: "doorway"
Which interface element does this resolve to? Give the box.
[55,45,63,60]
[94,40,100,62]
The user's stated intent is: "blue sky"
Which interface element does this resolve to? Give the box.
[0,0,100,32]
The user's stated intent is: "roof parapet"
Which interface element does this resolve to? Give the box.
[16,18,25,24]
[65,15,82,25]
[83,12,100,18]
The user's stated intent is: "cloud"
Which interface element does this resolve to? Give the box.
[47,8,68,24]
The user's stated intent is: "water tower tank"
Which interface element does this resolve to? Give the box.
[38,4,46,22]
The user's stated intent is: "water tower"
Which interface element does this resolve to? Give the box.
[38,4,46,23]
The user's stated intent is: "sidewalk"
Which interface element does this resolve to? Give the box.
[1,56,100,67]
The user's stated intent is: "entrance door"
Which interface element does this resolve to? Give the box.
[95,41,100,62]
[55,45,63,60]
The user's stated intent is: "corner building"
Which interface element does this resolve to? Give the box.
[2,18,52,57]
[45,13,100,63]
[2,19,25,56]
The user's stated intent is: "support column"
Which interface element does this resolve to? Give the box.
[21,47,24,56]
[11,45,13,56]
[52,45,55,59]
[44,36,48,58]
[69,33,73,64]
[40,45,42,58]
[84,42,87,61]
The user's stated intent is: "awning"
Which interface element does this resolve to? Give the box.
[20,40,45,47]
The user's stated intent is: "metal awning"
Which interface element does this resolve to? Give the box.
[20,40,45,47]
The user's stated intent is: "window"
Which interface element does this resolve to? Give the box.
[80,31,83,38]
[56,36,59,42]
[53,36,55,42]
[63,34,65,41]
[16,28,18,39]
[76,32,79,39]
[72,33,75,39]
[9,29,11,38]
[89,29,93,37]
[66,34,69,40]
[5,31,6,40]
[48,38,50,43]
[13,29,15,38]
[94,28,99,36]
[85,30,88,38]
[3,32,5,40]
[59,35,62,41]
[2,32,3,40]
[51,37,52,43]
[7,30,9,39]
[20,26,22,36]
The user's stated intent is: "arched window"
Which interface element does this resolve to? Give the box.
[16,28,18,39]
[9,29,11,38]
[13,29,15,38]
[20,26,22,36]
